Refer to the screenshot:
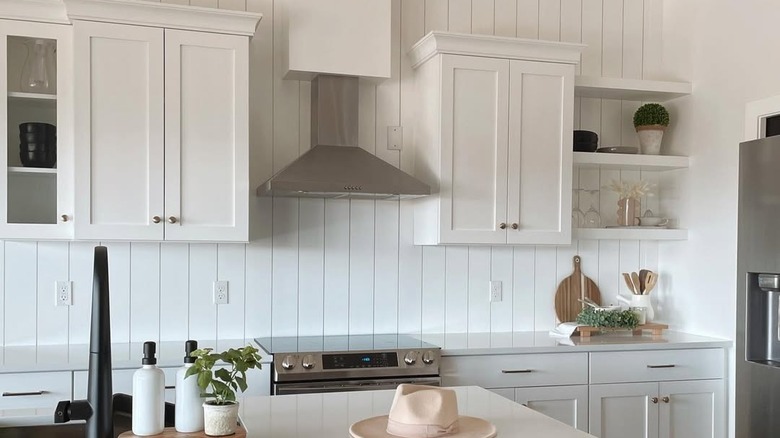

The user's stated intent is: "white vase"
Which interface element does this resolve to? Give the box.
[203,401,239,436]
[636,125,665,155]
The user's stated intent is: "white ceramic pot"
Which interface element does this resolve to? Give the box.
[636,125,665,155]
[203,401,239,436]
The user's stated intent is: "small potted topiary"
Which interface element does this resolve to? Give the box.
[633,103,670,155]
[186,345,262,436]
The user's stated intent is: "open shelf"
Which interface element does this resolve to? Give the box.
[8,166,57,175]
[8,91,57,101]
[573,152,689,171]
[574,228,688,241]
[575,76,691,102]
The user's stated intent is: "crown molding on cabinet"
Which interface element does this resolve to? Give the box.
[0,0,69,24]
[408,31,585,69]
[64,0,262,36]
[1,0,262,36]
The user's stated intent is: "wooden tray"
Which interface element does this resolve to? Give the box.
[119,425,246,437]
[576,323,668,338]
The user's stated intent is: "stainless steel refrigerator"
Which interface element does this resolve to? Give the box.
[737,136,780,437]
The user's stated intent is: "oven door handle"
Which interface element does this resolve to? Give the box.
[276,378,441,395]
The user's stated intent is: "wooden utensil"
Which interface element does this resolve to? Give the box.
[555,256,602,323]
[631,272,642,295]
[639,269,650,293]
[644,271,658,294]
[622,273,637,295]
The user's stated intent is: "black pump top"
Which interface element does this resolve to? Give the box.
[142,341,157,365]
[184,340,198,364]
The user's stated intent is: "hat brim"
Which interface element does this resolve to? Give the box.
[349,415,497,438]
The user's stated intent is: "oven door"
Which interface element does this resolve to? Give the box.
[274,377,441,395]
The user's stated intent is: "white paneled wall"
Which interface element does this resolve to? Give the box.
[2,0,665,347]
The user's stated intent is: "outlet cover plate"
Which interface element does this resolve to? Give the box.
[387,126,403,150]
[56,281,72,306]
[489,280,502,302]
[213,281,229,305]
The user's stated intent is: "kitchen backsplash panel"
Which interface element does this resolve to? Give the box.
[1,0,665,346]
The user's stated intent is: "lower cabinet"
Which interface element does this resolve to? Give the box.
[515,385,588,432]
[73,368,178,403]
[589,379,725,438]
[0,371,72,413]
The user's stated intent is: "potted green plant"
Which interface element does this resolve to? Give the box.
[186,345,262,436]
[633,103,670,155]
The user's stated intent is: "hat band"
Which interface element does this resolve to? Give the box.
[386,418,460,438]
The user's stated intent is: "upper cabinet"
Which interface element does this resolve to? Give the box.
[410,32,582,246]
[0,19,74,239]
[66,0,259,242]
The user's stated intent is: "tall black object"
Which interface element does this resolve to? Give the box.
[54,246,113,438]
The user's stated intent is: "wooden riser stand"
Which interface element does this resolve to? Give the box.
[577,323,669,338]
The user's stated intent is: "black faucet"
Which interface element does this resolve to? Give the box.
[54,246,113,438]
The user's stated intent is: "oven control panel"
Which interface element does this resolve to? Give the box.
[273,348,441,382]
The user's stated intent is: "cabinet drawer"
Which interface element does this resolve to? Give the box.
[0,371,72,410]
[442,353,588,388]
[74,368,177,402]
[590,349,725,384]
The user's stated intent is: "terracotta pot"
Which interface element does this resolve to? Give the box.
[636,125,666,155]
[203,400,239,436]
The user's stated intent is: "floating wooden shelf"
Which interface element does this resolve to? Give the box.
[8,91,57,101]
[8,166,57,175]
[577,322,669,338]
[573,152,689,171]
[574,228,688,241]
[575,76,691,102]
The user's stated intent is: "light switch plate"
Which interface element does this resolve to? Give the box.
[387,126,403,150]
[213,281,229,305]
[56,281,72,306]
[490,281,502,302]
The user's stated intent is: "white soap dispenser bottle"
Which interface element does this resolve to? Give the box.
[132,341,165,436]
[175,340,204,432]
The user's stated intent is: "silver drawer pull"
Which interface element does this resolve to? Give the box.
[501,369,533,374]
[647,364,676,369]
[2,391,46,397]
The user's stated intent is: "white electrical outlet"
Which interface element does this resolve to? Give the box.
[387,126,403,150]
[56,281,72,306]
[489,280,502,302]
[213,281,229,305]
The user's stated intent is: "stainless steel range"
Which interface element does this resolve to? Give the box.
[254,334,441,395]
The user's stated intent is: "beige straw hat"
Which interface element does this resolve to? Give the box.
[349,384,497,438]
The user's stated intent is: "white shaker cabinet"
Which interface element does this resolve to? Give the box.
[410,32,581,245]
[73,10,255,242]
[0,20,74,239]
[515,385,589,432]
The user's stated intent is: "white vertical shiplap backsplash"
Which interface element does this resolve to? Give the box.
[2,0,666,347]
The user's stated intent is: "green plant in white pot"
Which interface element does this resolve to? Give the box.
[633,103,670,155]
[186,345,262,436]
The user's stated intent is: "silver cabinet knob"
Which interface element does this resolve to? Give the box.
[61,214,68,222]
[511,223,518,230]
[499,223,507,229]
[168,216,178,224]
[662,396,670,403]
[152,216,161,224]
[651,397,659,404]
[422,351,436,365]
[302,354,315,370]
[404,351,418,365]
[281,355,296,370]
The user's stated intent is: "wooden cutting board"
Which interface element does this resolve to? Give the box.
[554,255,602,323]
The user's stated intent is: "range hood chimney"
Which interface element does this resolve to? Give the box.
[256,75,430,200]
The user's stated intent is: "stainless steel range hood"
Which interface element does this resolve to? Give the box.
[256,75,430,200]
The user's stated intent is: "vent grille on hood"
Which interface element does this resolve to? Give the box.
[256,75,430,200]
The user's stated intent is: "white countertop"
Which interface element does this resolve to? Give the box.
[0,339,269,374]
[237,386,594,438]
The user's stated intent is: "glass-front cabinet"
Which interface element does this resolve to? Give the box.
[0,20,73,239]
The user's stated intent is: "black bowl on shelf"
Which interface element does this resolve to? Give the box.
[19,122,57,168]
[573,130,599,152]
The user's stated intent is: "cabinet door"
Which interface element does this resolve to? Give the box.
[590,382,659,438]
[658,380,725,438]
[506,60,573,245]
[439,54,509,244]
[74,21,165,240]
[515,385,588,432]
[0,20,73,239]
[163,30,249,242]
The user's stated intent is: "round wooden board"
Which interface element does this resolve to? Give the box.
[554,255,602,323]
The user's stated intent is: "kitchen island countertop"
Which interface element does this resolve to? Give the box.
[237,385,594,438]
